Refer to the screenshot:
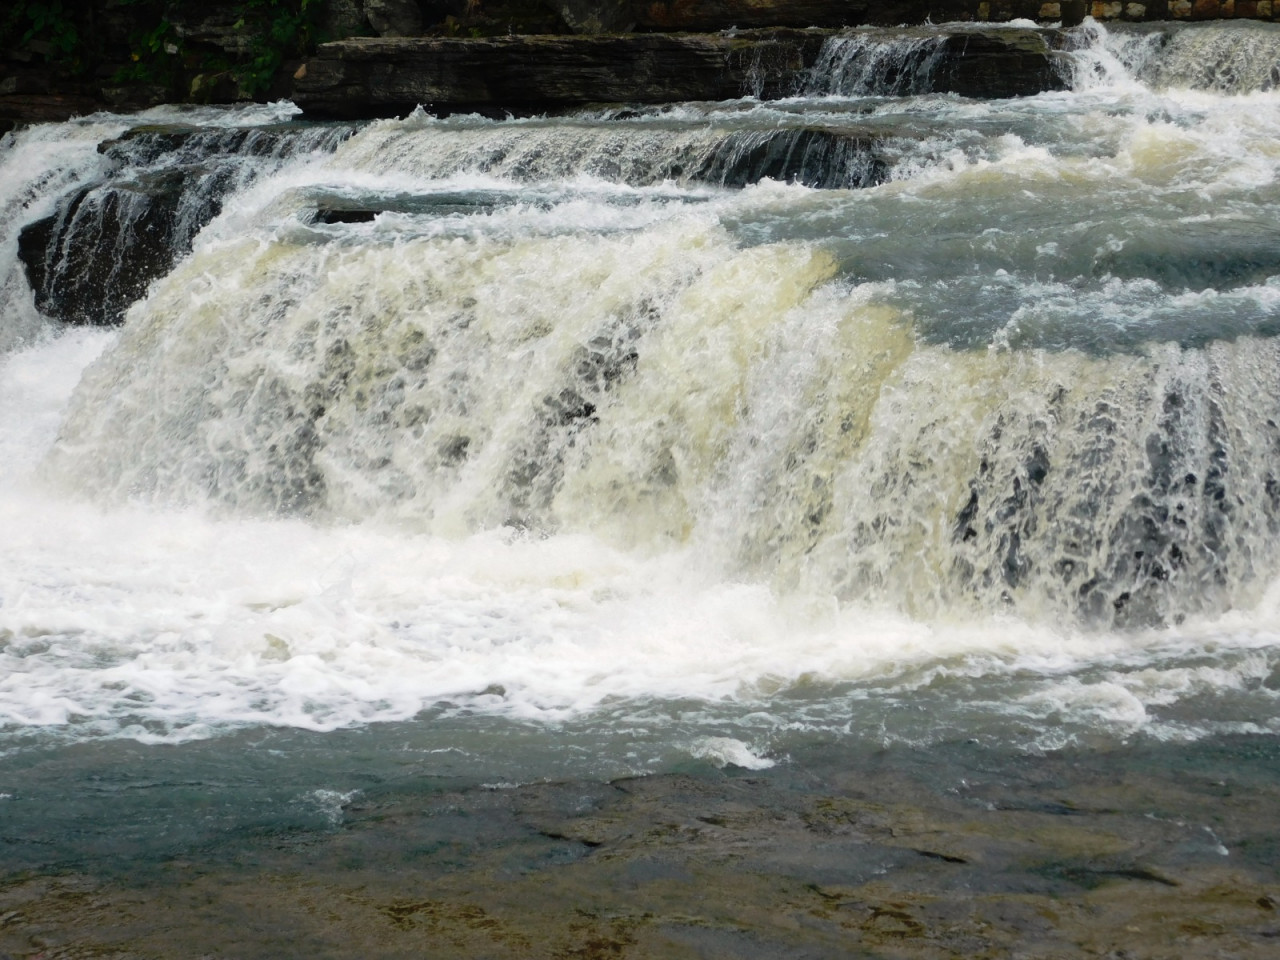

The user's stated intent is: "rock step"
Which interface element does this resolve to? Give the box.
[293,26,1068,119]
[18,125,354,327]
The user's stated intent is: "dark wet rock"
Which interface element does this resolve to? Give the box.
[937,26,1070,98]
[0,93,103,125]
[293,26,1067,119]
[0,75,49,96]
[19,124,354,326]
[294,31,810,118]
[365,0,425,36]
[95,125,205,161]
[18,172,189,327]
[101,84,174,111]
[96,124,347,163]
[696,127,893,188]
[315,208,381,224]
[633,0,974,31]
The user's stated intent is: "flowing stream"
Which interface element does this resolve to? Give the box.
[3,21,1280,861]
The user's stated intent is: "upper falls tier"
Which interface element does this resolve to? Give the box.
[292,26,1069,119]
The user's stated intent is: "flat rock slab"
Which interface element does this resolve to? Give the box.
[634,0,976,31]
[0,94,104,128]
[3,737,1279,958]
[293,27,1067,119]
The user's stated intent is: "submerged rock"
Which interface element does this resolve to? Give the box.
[2,737,1278,957]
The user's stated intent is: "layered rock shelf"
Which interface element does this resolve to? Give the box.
[3,0,1280,125]
[293,26,1068,118]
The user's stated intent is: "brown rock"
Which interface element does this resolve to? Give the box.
[293,27,1067,119]
[629,0,988,30]
[0,93,103,125]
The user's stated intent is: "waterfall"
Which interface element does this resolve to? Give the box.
[327,112,891,190]
[1140,21,1280,93]
[41,212,1280,627]
[3,21,1280,749]
[18,121,353,325]
[1068,18,1280,94]
[802,30,951,97]
[0,119,127,350]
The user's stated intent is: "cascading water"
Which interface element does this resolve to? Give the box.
[15,110,353,325]
[802,29,951,96]
[3,21,1280,781]
[1139,20,1280,92]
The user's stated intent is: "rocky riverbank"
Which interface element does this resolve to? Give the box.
[3,0,1280,127]
[2,736,1278,958]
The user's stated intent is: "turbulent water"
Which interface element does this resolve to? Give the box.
[3,21,1280,802]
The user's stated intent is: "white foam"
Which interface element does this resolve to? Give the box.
[0,480,1274,745]
[0,329,114,486]
[688,737,776,769]
[3,36,1280,751]
[307,788,359,825]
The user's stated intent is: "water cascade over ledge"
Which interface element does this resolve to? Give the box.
[3,22,1280,756]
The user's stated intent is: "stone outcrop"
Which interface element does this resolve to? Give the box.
[3,0,1280,124]
[17,124,353,326]
[696,128,896,188]
[19,173,190,327]
[364,0,426,35]
[633,0,974,30]
[294,31,814,117]
[293,26,1067,118]
[0,93,101,131]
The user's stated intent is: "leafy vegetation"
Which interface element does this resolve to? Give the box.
[3,0,83,64]
[3,0,325,99]
[233,0,323,96]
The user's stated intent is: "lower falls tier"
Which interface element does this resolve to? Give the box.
[39,221,1280,628]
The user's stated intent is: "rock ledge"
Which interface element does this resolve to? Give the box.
[293,26,1068,119]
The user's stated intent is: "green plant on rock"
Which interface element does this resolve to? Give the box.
[114,12,185,90]
[3,0,81,63]
[234,0,322,96]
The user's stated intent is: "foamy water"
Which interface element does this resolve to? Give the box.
[2,319,1277,754]
[3,21,1280,762]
